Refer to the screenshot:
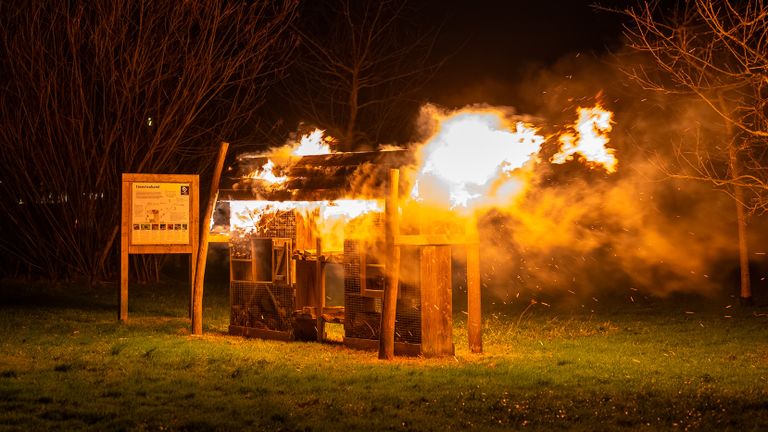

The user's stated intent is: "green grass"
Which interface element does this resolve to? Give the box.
[1,281,767,431]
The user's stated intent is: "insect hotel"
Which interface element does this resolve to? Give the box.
[214,133,482,358]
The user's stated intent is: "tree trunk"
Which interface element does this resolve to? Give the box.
[729,145,752,304]
[720,91,752,305]
[734,184,753,304]
[344,67,360,152]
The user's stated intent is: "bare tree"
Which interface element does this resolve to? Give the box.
[622,0,768,303]
[0,0,298,283]
[276,0,443,151]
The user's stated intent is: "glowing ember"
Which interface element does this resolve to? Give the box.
[246,159,287,185]
[551,104,617,173]
[292,128,332,156]
[411,106,544,208]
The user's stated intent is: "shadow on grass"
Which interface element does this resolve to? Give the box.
[0,280,115,312]
[0,279,230,322]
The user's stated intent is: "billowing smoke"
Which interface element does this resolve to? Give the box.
[404,49,767,305]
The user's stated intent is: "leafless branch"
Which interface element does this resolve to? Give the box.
[277,0,445,150]
[0,0,298,281]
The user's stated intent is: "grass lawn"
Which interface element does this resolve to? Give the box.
[0,280,767,431]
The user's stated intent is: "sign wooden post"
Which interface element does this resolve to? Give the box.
[120,174,199,322]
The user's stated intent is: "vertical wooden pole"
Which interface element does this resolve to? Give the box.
[189,177,200,318]
[188,254,194,318]
[379,169,400,360]
[316,238,325,308]
[249,238,258,281]
[466,215,482,353]
[192,142,229,335]
[315,237,326,341]
[119,177,130,322]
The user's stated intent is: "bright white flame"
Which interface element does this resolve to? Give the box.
[246,159,288,184]
[229,201,296,232]
[322,199,382,219]
[552,105,616,172]
[412,108,544,208]
[292,129,332,156]
[229,200,382,233]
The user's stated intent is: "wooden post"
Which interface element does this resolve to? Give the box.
[119,180,130,321]
[315,238,325,309]
[466,215,482,353]
[420,245,453,357]
[379,169,400,360]
[315,237,326,341]
[192,142,229,335]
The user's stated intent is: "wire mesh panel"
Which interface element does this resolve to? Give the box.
[229,227,296,336]
[255,210,297,240]
[230,281,294,332]
[344,239,361,295]
[343,239,422,344]
[395,283,421,344]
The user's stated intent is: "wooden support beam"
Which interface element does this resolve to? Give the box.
[466,216,482,353]
[379,169,400,360]
[119,180,130,322]
[192,142,229,336]
[420,245,453,357]
[316,238,325,309]
[315,237,326,342]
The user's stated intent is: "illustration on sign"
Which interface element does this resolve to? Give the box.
[131,182,191,245]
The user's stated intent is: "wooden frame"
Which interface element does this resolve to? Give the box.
[120,173,199,321]
[229,325,294,341]
[359,240,385,299]
[272,238,291,283]
[378,168,482,358]
[229,237,291,284]
[344,336,421,357]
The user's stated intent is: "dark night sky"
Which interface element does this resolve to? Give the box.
[416,1,630,107]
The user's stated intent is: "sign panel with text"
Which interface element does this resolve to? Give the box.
[130,182,191,245]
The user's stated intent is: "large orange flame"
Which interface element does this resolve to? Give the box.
[551,104,616,172]
[247,128,334,184]
[410,103,617,211]
[232,103,617,247]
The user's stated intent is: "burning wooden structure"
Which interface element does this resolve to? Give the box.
[207,103,620,356]
[215,147,478,357]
